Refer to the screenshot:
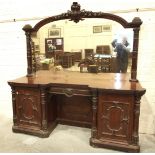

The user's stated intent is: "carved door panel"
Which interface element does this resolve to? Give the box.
[15,88,41,128]
[98,92,134,143]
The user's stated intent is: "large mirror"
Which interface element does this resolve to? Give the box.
[23,2,142,81]
[31,19,133,74]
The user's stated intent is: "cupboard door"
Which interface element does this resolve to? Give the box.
[15,88,41,128]
[98,93,134,143]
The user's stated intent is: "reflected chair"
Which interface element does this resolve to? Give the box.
[96,45,111,54]
[84,49,94,58]
[71,49,82,62]
[93,55,111,72]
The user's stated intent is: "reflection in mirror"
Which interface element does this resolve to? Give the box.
[31,18,133,74]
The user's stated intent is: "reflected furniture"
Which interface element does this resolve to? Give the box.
[94,45,112,72]
[96,45,111,55]
[93,54,111,72]
[8,2,146,153]
[40,58,54,70]
[58,52,74,68]
[45,38,64,58]
[71,50,82,62]
[84,49,94,58]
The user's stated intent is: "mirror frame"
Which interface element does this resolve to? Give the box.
[22,2,142,82]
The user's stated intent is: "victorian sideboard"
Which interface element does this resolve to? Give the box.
[8,70,146,152]
[7,2,146,152]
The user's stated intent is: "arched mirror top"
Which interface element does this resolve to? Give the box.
[23,2,142,32]
[23,2,142,82]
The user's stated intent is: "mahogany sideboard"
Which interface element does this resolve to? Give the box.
[8,70,146,152]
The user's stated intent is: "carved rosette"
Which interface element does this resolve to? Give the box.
[69,2,82,23]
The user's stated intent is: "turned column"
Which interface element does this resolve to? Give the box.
[10,86,17,126]
[91,88,98,138]
[22,24,34,77]
[130,28,140,82]
[40,86,48,131]
[130,17,142,82]
[132,90,145,146]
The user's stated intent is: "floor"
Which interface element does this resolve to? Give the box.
[0,95,155,153]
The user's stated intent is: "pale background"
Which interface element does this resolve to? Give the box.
[34,19,126,59]
[0,0,155,133]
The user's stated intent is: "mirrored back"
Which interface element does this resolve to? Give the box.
[31,19,133,73]
[23,2,142,81]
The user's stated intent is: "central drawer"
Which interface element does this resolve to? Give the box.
[49,87,91,97]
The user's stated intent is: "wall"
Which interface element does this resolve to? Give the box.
[0,1,155,125]
[138,11,155,113]
[34,19,116,58]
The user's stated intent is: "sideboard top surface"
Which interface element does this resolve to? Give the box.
[8,71,145,92]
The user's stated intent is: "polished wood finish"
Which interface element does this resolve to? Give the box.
[131,27,140,82]
[22,25,33,77]
[90,90,143,152]
[8,71,145,152]
[9,2,146,153]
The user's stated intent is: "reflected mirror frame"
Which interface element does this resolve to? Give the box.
[22,2,142,82]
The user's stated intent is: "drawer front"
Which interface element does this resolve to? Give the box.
[49,87,91,97]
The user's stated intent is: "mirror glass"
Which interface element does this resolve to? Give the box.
[31,18,133,73]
